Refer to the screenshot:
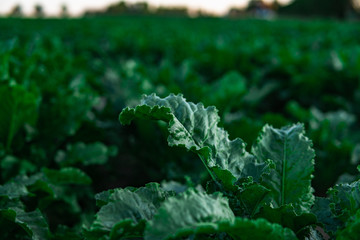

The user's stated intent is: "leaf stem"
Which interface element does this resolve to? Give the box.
[198,154,217,183]
[281,137,287,206]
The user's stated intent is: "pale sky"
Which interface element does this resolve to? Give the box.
[0,0,291,16]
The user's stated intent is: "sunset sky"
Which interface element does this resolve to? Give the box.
[0,0,292,16]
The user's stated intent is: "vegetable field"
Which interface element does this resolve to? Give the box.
[1,17,360,239]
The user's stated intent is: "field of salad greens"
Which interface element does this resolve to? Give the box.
[0,16,360,239]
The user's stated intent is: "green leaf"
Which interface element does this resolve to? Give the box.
[223,218,297,240]
[336,209,360,240]
[309,108,355,143]
[145,190,235,240]
[119,94,268,188]
[0,208,50,240]
[147,218,298,240]
[205,71,246,108]
[94,203,146,231]
[95,182,173,207]
[0,182,29,199]
[110,220,146,239]
[285,101,310,123]
[43,167,92,185]
[252,124,315,213]
[91,183,174,236]
[55,142,117,167]
[255,204,317,237]
[145,190,296,240]
[312,197,342,234]
[236,183,270,218]
[328,179,360,222]
[0,83,39,150]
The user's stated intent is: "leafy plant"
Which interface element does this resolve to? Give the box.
[85,93,357,240]
[2,17,360,240]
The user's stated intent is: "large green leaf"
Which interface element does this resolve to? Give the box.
[120,94,268,187]
[328,179,360,222]
[234,182,271,218]
[255,204,317,237]
[145,190,235,240]
[90,183,174,238]
[252,124,315,213]
[311,197,342,235]
[224,218,297,240]
[0,208,50,240]
[336,209,360,240]
[145,190,296,240]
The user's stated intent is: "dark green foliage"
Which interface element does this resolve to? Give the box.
[118,94,358,240]
[0,17,360,239]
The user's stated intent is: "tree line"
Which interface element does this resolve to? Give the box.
[6,0,360,19]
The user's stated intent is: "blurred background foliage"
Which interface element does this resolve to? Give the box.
[5,0,360,19]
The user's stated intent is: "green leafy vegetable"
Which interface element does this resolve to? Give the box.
[145,190,296,240]
[145,190,235,240]
[252,124,315,213]
[311,197,342,234]
[328,179,360,222]
[336,209,360,240]
[120,94,269,188]
[0,208,50,240]
[88,183,174,238]
[3,17,360,240]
